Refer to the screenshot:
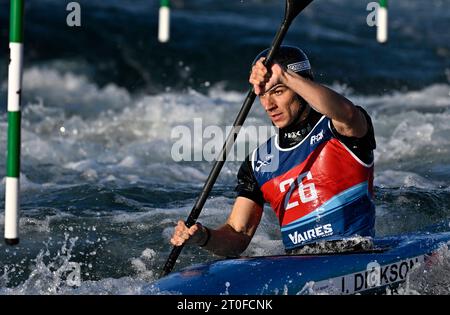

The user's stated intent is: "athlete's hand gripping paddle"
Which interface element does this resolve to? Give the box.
[161,0,315,278]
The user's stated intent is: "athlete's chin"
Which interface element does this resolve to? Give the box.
[272,119,288,129]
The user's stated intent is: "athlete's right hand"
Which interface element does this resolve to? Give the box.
[170,220,206,247]
[249,57,286,95]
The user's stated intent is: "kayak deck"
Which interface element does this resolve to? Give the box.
[148,232,450,295]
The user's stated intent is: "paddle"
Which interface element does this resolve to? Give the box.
[161,0,314,278]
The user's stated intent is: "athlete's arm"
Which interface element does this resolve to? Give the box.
[170,196,263,257]
[283,71,368,138]
[250,58,368,138]
[204,197,263,256]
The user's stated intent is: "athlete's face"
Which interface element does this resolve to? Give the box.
[259,84,301,128]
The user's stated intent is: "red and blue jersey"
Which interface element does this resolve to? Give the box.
[251,115,375,250]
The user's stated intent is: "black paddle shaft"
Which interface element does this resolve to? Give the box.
[161,0,314,278]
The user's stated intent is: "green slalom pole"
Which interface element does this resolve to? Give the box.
[158,0,170,43]
[5,0,24,245]
[377,0,388,43]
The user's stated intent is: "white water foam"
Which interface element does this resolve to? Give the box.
[0,233,164,295]
[388,244,450,295]
[375,170,447,190]
[2,67,448,189]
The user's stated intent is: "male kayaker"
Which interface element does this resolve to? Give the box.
[170,46,376,256]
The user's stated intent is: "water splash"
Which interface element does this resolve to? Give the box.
[0,233,79,294]
[131,248,158,282]
[392,244,450,295]
[296,281,316,295]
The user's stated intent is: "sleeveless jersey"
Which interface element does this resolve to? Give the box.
[251,115,375,250]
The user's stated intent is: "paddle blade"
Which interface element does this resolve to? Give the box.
[286,0,314,21]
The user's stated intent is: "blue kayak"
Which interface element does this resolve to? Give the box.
[149,231,450,295]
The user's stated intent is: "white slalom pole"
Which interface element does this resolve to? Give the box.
[5,0,24,245]
[158,0,170,43]
[377,0,388,44]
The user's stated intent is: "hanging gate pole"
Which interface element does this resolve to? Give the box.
[5,0,25,245]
